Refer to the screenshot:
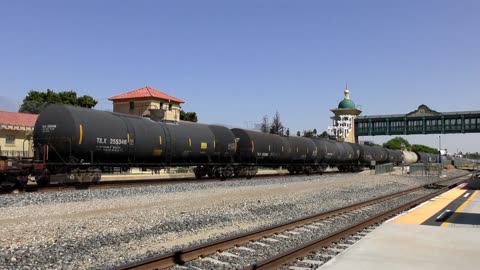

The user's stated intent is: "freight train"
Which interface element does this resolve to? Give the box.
[0,104,439,190]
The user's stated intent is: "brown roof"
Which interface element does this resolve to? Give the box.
[108,86,185,103]
[0,111,38,127]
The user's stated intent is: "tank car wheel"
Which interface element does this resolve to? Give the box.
[16,175,28,190]
[215,168,223,180]
[211,166,223,179]
[219,166,234,181]
[245,166,257,179]
[70,168,91,186]
[89,167,102,184]
[194,166,205,180]
[36,169,51,187]
[194,170,203,179]
[73,167,101,185]
[1,175,18,191]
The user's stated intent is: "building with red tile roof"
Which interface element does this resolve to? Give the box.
[0,111,38,157]
[0,111,38,130]
[108,86,184,103]
[108,86,185,122]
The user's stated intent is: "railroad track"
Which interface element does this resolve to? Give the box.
[113,172,470,270]
[3,171,342,195]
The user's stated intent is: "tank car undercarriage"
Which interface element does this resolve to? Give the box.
[0,157,30,190]
[193,165,259,180]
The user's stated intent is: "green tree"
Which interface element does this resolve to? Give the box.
[319,131,329,138]
[296,131,301,136]
[364,141,382,147]
[382,137,411,150]
[302,129,316,137]
[58,91,78,105]
[411,144,438,154]
[465,152,480,159]
[19,89,98,113]
[19,90,47,113]
[269,111,284,135]
[44,89,62,104]
[180,110,198,122]
[77,95,98,108]
[260,115,269,133]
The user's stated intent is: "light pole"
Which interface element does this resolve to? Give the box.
[438,135,442,163]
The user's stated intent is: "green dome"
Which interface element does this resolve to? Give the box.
[338,98,356,109]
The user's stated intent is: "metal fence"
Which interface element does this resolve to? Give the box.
[409,163,443,177]
[374,163,394,175]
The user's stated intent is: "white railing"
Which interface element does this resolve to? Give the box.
[0,150,33,158]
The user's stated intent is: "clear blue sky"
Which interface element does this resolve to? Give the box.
[1,0,479,153]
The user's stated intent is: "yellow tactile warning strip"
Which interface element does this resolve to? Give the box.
[441,190,479,227]
[392,188,467,225]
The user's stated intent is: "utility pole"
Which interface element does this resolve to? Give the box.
[438,135,442,163]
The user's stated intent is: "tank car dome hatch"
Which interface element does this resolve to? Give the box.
[338,89,356,109]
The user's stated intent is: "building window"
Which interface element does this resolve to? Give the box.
[5,134,15,145]
[160,102,164,109]
[168,103,172,111]
[129,101,134,111]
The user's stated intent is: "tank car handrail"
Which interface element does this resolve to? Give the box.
[45,141,69,163]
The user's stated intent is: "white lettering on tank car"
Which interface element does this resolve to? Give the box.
[96,138,128,145]
[41,125,57,133]
[109,138,128,145]
[96,145,123,153]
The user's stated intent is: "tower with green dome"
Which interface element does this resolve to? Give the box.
[338,89,356,109]
[329,84,362,143]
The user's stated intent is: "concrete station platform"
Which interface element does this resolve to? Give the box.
[320,177,480,270]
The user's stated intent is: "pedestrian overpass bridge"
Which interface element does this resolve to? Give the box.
[355,104,480,136]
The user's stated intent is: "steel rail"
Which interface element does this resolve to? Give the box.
[243,177,464,269]
[4,171,297,195]
[113,173,469,270]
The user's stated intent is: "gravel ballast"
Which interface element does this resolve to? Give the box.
[0,170,467,269]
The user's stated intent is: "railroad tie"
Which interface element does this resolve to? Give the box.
[252,241,270,247]
[201,257,230,265]
[328,247,346,253]
[219,251,240,258]
[235,246,256,252]
[288,266,311,270]
[301,259,325,266]
[263,237,280,242]
[183,266,203,270]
